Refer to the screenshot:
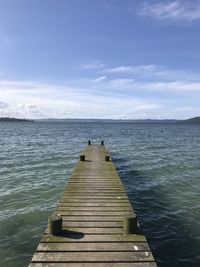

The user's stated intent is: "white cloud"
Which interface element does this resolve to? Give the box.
[99,78,200,92]
[0,100,9,109]
[93,76,107,82]
[0,79,164,119]
[0,72,200,120]
[79,63,105,70]
[144,81,200,91]
[139,1,200,21]
[17,103,37,109]
[104,64,156,74]
[102,64,200,82]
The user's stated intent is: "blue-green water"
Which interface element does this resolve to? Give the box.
[0,121,200,267]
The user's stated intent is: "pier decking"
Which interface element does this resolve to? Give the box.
[29,143,157,266]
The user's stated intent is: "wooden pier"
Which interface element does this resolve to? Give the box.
[29,143,157,267]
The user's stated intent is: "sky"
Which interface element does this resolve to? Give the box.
[0,0,200,119]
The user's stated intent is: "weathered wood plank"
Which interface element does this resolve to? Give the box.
[63,190,125,193]
[45,227,123,234]
[61,216,123,222]
[66,186,124,189]
[54,211,133,216]
[58,203,131,207]
[56,207,133,211]
[64,188,125,191]
[60,196,129,200]
[41,234,147,243]
[61,194,128,198]
[67,179,122,182]
[32,251,154,262]
[59,200,129,204]
[36,242,150,252]
[30,263,157,267]
[60,221,122,228]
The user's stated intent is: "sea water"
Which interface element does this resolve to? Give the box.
[0,121,200,267]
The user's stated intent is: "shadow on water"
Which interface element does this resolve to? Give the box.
[114,157,200,267]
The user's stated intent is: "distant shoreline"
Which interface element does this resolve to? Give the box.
[34,116,200,123]
[0,117,34,122]
[0,116,200,123]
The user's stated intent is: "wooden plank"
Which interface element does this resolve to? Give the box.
[32,251,154,262]
[45,227,123,234]
[60,221,122,228]
[66,186,124,189]
[41,234,147,243]
[69,180,122,182]
[67,184,123,186]
[37,242,150,252]
[64,188,125,191]
[63,190,126,193]
[61,216,123,222]
[30,263,157,267]
[68,178,120,180]
[61,194,127,197]
[58,203,131,207]
[54,211,133,216]
[56,207,133,211]
[60,196,129,200]
[58,199,130,203]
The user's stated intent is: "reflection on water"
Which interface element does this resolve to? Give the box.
[0,121,200,267]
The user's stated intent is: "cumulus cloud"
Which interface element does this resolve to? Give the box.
[17,103,38,109]
[0,79,164,119]
[139,1,200,22]
[0,101,9,109]
[0,67,200,120]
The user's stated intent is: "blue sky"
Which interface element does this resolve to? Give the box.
[0,0,200,119]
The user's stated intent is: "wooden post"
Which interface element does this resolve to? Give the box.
[101,141,104,146]
[80,155,85,161]
[48,213,62,236]
[105,155,110,161]
[124,215,138,234]
[88,140,91,145]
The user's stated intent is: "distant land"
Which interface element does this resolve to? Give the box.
[36,118,180,123]
[184,117,200,123]
[0,117,34,122]
[0,117,200,123]
[36,117,200,123]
